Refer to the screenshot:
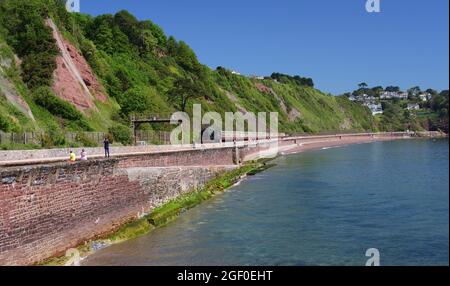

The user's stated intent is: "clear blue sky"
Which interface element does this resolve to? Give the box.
[79,0,449,94]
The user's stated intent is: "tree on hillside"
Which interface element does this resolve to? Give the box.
[426,88,438,96]
[358,82,368,89]
[270,73,314,87]
[139,20,167,46]
[385,86,401,92]
[119,86,152,115]
[114,10,140,44]
[428,90,449,133]
[112,25,132,53]
[169,77,204,112]
[0,113,13,132]
[88,15,115,54]
[407,86,421,99]
[175,41,202,74]
[371,86,384,97]
[137,28,158,56]
[380,102,408,131]
[439,90,449,98]
[0,0,59,88]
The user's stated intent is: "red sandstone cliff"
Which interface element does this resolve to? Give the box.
[46,19,107,112]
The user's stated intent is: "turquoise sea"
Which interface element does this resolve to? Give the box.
[84,139,449,266]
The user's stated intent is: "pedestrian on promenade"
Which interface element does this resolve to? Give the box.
[80,149,88,161]
[103,138,110,158]
[69,150,76,162]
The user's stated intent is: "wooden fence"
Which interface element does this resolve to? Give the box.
[0,132,44,145]
[134,130,172,145]
[0,131,172,146]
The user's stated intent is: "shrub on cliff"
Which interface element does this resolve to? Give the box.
[32,86,93,132]
[40,127,66,148]
[118,86,153,115]
[0,0,59,88]
[75,132,98,147]
[0,113,12,132]
[33,87,82,121]
[109,124,133,145]
[271,73,314,87]
[379,102,408,131]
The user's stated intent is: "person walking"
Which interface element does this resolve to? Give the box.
[103,138,110,158]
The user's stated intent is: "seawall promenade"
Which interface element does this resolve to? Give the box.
[0,131,427,167]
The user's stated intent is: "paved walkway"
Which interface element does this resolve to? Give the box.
[0,133,416,167]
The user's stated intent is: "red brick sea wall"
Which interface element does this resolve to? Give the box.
[0,147,238,265]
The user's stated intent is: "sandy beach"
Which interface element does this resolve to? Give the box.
[280,135,410,155]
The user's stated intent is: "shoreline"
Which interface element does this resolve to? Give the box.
[280,135,415,156]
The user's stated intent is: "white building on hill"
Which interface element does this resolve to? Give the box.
[380,91,408,100]
[364,103,383,115]
[419,93,432,102]
[407,103,420,111]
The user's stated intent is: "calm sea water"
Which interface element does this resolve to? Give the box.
[84,139,449,266]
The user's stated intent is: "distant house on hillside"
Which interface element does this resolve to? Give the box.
[251,75,265,80]
[380,91,408,100]
[231,70,241,75]
[350,93,376,104]
[364,102,383,115]
[398,92,408,99]
[419,93,432,102]
[407,103,420,111]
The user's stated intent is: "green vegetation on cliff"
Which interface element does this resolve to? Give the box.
[2,0,442,145]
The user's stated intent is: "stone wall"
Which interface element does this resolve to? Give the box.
[116,148,236,168]
[0,147,238,265]
[0,142,243,164]
[0,145,188,163]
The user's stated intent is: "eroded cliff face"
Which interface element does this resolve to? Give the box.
[0,42,35,121]
[46,19,107,112]
[0,72,35,121]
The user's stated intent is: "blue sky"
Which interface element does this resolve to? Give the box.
[79,0,449,94]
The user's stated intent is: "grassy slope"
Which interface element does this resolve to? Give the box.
[0,36,34,132]
[213,70,374,133]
